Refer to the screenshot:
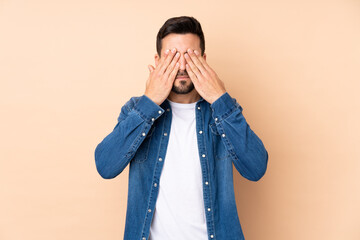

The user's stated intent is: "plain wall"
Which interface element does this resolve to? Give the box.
[1,0,359,239]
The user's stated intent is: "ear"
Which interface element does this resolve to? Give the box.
[154,53,160,67]
[203,52,207,61]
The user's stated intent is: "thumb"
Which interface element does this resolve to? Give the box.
[148,65,155,73]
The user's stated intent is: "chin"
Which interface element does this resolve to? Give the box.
[171,81,195,94]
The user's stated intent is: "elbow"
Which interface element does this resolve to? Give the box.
[95,162,116,179]
[235,148,268,182]
[249,149,269,182]
[94,144,116,180]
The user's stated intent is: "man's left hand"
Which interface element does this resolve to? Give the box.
[184,48,226,104]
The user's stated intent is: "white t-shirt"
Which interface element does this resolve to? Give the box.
[149,99,208,240]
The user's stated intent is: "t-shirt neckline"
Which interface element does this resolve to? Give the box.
[167,99,197,109]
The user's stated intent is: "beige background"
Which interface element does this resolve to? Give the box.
[1,0,359,239]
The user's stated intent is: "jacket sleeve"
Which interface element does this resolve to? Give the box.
[210,92,268,181]
[94,95,164,179]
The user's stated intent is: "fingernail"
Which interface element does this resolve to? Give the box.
[194,50,199,55]
[187,49,192,53]
[165,49,169,54]
[172,48,176,53]
[184,53,189,58]
[175,52,180,57]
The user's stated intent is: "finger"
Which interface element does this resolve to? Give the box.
[185,63,199,86]
[148,65,155,73]
[157,49,170,65]
[193,50,212,73]
[184,52,202,79]
[154,49,170,72]
[163,51,180,78]
[167,62,180,84]
[187,49,207,75]
[159,48,177,74]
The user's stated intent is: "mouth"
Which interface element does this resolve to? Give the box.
[176,76,189,79]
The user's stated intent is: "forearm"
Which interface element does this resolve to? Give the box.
[210,92,268,181]
[94,95,164,179]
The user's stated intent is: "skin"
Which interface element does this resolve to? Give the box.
[145,33,226,105]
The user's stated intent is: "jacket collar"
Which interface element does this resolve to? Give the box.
[162,95,206,109]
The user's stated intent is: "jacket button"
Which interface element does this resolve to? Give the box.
[164,133,167,136]
[166,108,170,111]
[151,118,155,122]
[205,181,209,185]
[148,209,151,212]
[199,130,203,134]
[142,237,146,240]
[215,117,218,121]
[210,234,214,238]
[197,106,201,110]
[202,154,206,158]
[154,183,157,187]
[158,157,163,161]
[158,110,162,114]
[207,208,211,211]
[221,133,226,137]
[142,132,146,136]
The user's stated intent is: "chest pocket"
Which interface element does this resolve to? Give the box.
[209,122,230,161]
[132,126,156,163]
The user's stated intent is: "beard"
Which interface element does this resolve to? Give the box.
[171,79,195,94]
[171,70,194,94]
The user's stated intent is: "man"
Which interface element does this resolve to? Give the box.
[95,16,268,240]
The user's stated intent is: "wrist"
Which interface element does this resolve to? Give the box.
[144,93,161,105]
[209,91,226,104]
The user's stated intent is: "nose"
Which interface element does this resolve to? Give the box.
[178,53,187,71]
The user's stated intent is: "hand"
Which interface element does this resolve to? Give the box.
[145,48,180,105]
[184,49,226,104]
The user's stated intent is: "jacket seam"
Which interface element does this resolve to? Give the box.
[202,106,216,240]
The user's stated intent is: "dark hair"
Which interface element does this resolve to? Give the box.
[156,16,205,57]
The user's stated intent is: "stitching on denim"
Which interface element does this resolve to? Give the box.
[133,126,155,163]
[209,124,227,161]
[125,123,147,160]
[132,96,157,125]
[209,122,219,135]
[218,103,239,121]
[201,104,216,239]
[141,108,168,239]
[133,107,152,124]
[222,117,254,180]
[122,96,148,161]
[210,120,233,161]
[219,119,238,160]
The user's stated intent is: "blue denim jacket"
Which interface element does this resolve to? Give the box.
[94,92,268,240]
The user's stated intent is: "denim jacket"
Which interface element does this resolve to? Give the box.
[94,92,268,240]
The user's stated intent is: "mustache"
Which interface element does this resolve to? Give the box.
[176,71,189,78]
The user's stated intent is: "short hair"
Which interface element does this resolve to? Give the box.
[156,16,205,57]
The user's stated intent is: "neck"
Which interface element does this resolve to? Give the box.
[167,89,201,104]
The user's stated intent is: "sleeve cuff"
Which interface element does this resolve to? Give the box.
[210,92,240,120]
[133,95,165,123]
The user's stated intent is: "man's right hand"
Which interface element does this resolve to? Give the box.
[145,48,180,105]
